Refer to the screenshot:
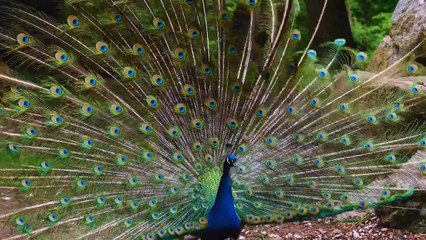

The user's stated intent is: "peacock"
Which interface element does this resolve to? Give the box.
[0,0,425,239]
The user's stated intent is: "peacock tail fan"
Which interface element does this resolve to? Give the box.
[0,0,424,239]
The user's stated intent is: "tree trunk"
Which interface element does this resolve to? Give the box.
[305,0,356,48]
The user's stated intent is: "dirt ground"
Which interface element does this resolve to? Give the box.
[240,215,426,240]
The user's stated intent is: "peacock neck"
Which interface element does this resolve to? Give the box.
[212,163,234,210]
[203,162,241,238]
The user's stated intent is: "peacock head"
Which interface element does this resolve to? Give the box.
[225,154,238,167]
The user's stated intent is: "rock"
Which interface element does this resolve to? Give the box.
[238,236,245,240]
[268,233,282,239]
[353,231,360,238]
[370,150,426,231]
[369,0,426,72]
[335,210,367,221]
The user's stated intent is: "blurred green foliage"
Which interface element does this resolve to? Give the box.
[347,0,399,53]
[269,0,398,54]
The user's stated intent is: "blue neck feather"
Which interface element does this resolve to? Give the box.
[202,162,242,239]
[212,164,233,210]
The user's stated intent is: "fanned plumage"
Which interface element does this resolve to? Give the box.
[0,0,425,239]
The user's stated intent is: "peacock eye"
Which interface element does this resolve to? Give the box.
[174,48,186,60]
[349,74,358,82]
[21,179,30,187]
[188,28,200,39]
[109,126,121,136]
[24,224,32,232]
[96,42,109,54]
[48,213,58,222]
[357,52,368,62]
[67,15,80,28]
[40,161,51,169]
[113,14,122,23]
[174,103,187,114]
[247,0,257,6]
[318,69,327,78]
[16,216,25,225]
[229,121,236,128]
[205,99,218,110]
[123,67,136,78]
[419,139,426,147]
[146,96,159,108]
[407,64,418,73]
[110,103,124,115]
[307,49,317,58]
[291,30,301,41]
[232,85,241,93]
[394,102,401,108]
[8,143,20,152]
[55,51,69,63]
[18,99,31,109]
[49,86,64,97]
[94,165,103,173]
[153,17,165,29]
[334,38,346,46]
[25,127,38,137]
[86,215,94,222]
[367,115,377,123]
[387,112,398,120]
[60,197,70,205]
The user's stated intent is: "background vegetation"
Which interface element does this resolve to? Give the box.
[16,0,399,55]
[347,0,399,53]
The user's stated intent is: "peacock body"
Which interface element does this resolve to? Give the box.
[0,0,425,239]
